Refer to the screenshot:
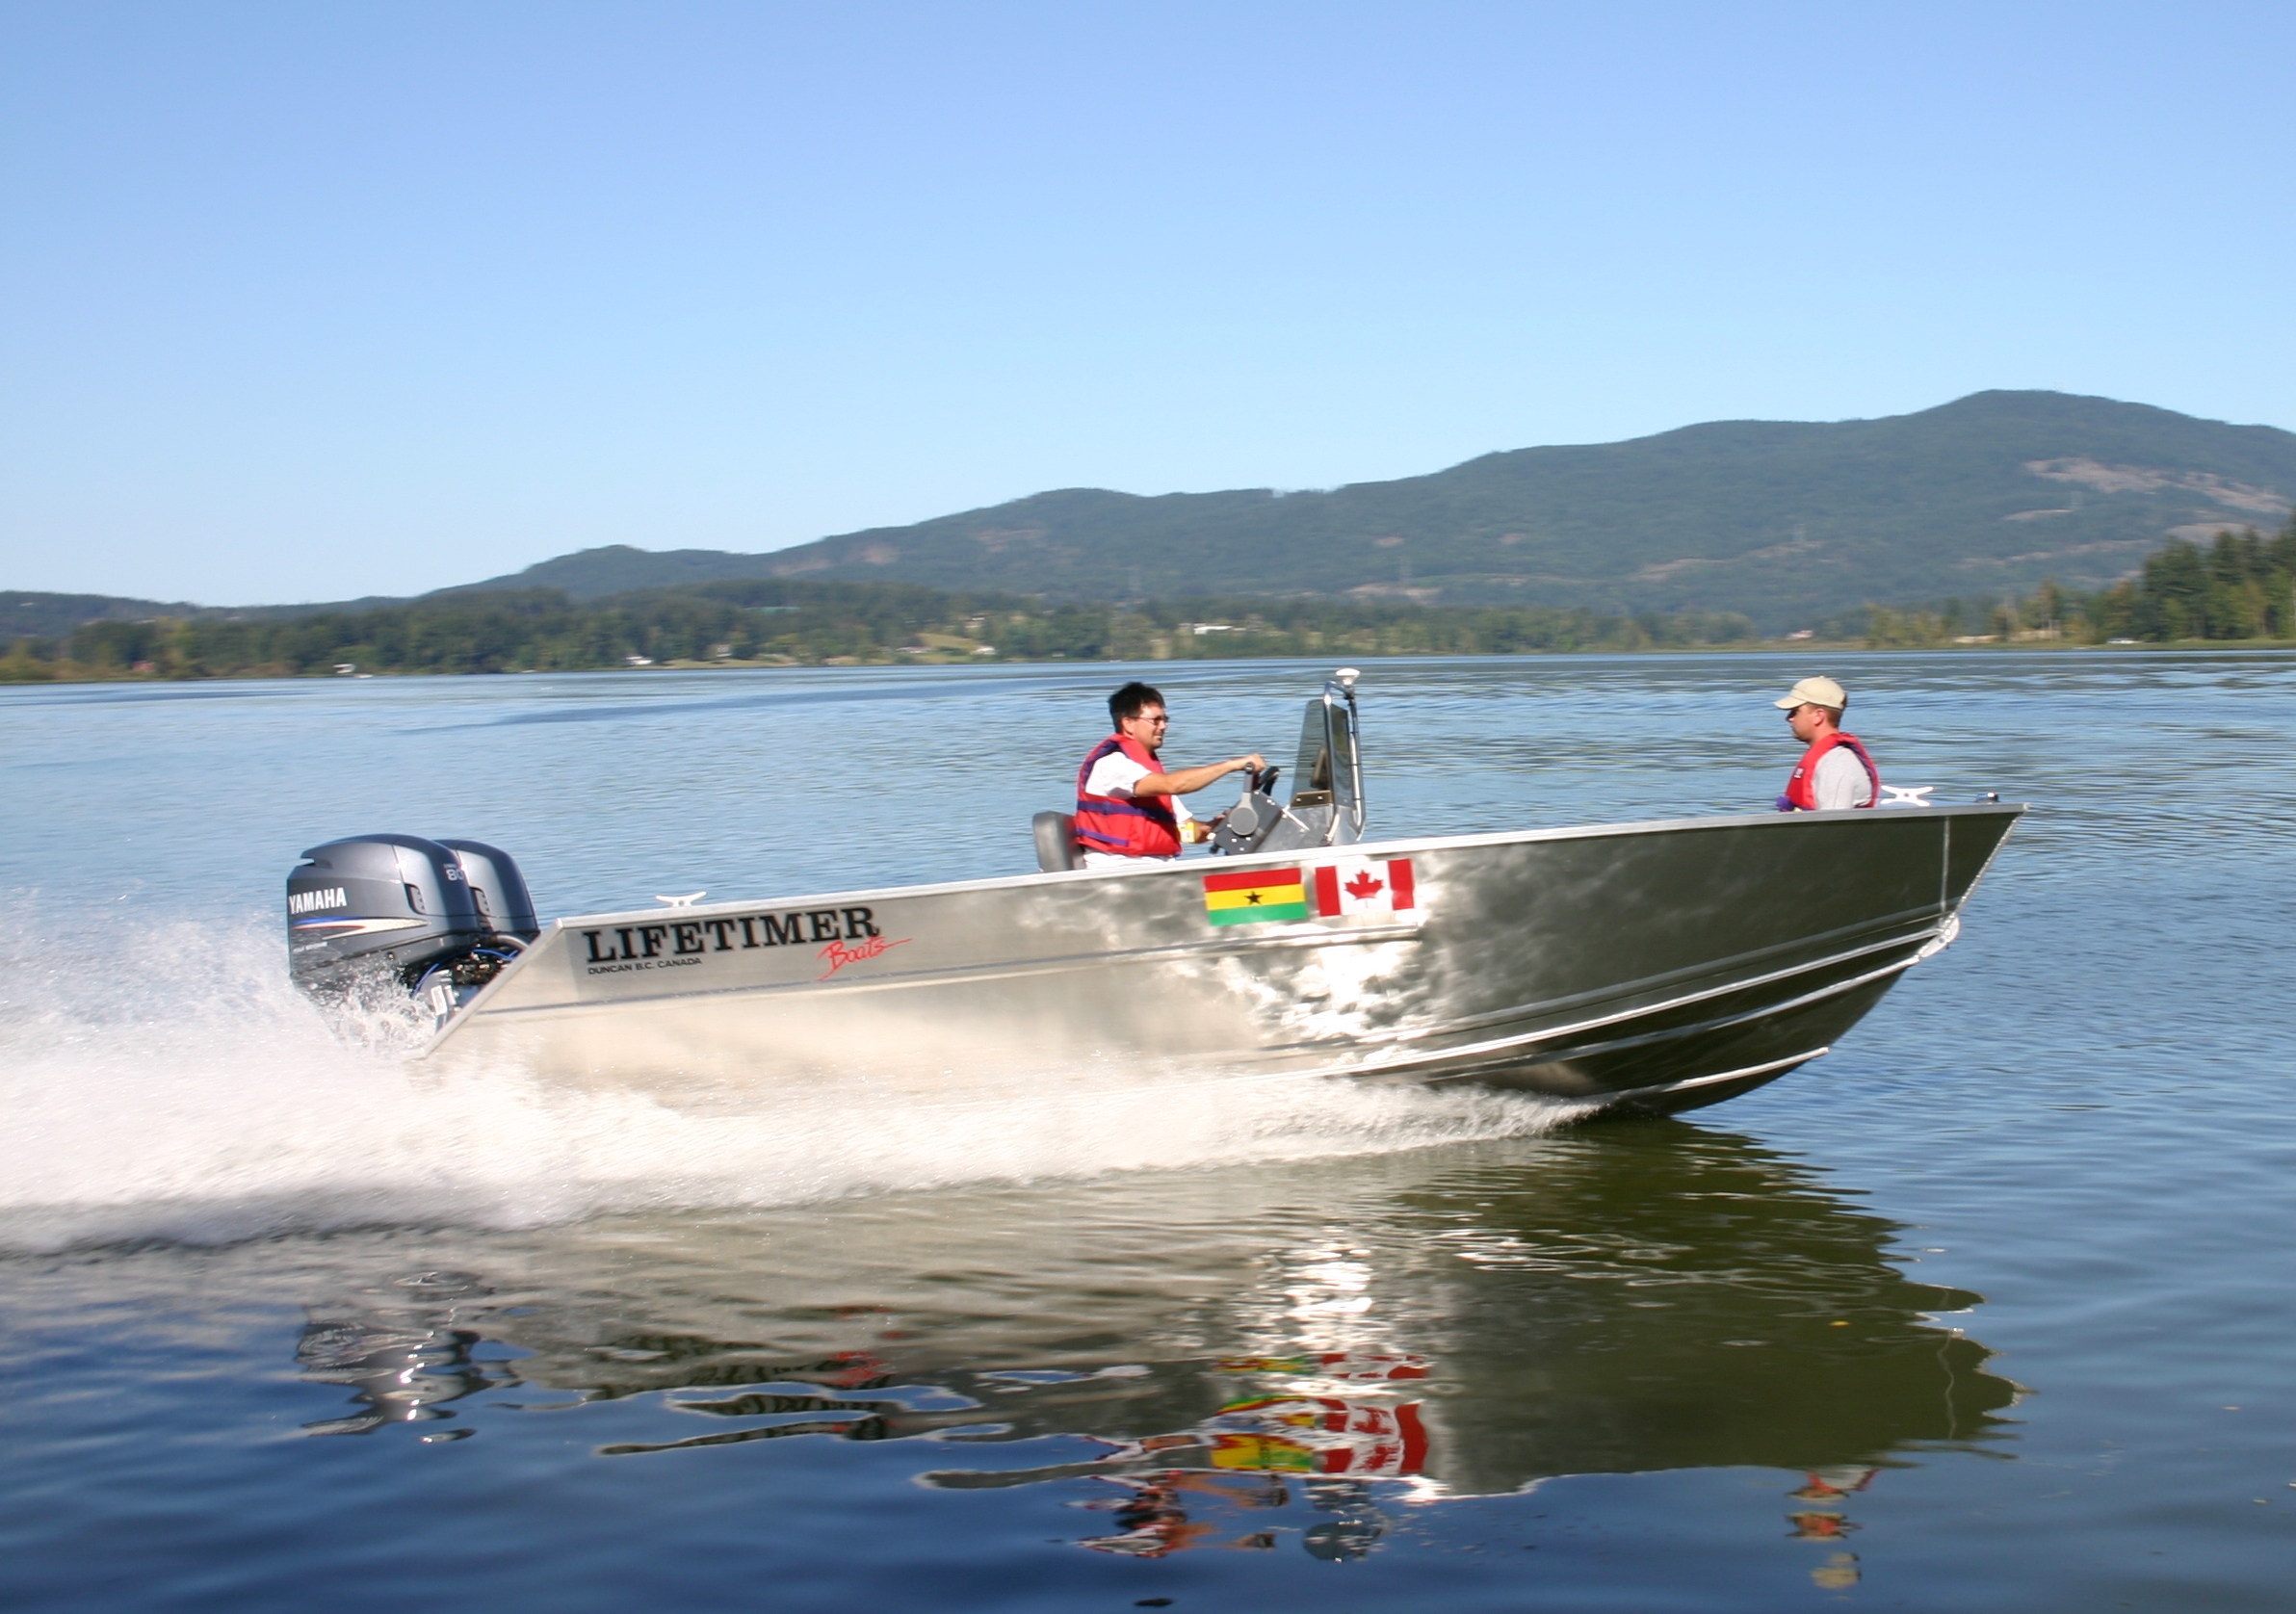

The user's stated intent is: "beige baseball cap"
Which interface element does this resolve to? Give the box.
[1774,675,1847,711]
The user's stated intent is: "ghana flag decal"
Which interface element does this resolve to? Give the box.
[1203,867,1310,924]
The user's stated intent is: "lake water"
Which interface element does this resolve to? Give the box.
[4,652,2292,1611]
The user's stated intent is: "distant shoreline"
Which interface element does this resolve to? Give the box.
[10,635,2294,689]
[13,528,2292,682]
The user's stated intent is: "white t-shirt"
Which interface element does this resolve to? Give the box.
[1811,746,1875,810]
[1080,748,1193,867]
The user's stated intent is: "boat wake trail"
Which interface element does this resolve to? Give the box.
[0,903,1583,1254]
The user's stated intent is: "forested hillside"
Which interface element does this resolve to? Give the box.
[12,391,2293,673]
[449,391,2296,632]
[6,516,2290,684]
[0,591,205,639]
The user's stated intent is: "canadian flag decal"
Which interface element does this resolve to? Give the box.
[1312,857,1417,918]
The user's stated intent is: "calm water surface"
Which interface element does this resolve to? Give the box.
[3,653,2291,1611]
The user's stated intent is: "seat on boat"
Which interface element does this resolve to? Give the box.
[1033,811,1080,872]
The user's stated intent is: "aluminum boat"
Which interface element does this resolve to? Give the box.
[288,669,2020,1116]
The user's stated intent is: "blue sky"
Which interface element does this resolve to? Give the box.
[3,1,2290,603]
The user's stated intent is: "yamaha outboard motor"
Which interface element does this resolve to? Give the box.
[287,835,535,1016]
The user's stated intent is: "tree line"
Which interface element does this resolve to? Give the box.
[1852,516,2296,647]
[8,516,2292,684]
[0,578,1759,683]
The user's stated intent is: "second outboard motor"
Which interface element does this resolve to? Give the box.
[287,835,488,999]
[437,839,539,942]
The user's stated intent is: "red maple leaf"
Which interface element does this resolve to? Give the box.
[1344,870,1386,901]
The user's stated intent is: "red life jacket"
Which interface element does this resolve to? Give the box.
[1074,734,1182,858]
[1780,731,1880,811]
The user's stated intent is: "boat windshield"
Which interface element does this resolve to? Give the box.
[1287,684,1364,843]
[1292,702,1335,808]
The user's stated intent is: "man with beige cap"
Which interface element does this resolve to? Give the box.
[1773,675,1880,811]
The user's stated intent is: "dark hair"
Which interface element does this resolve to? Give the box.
[1109,681,1165,726]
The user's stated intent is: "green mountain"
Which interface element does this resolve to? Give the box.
[427,547,784,600]
[0,591,205,639]
[12,391,2290,638]
[0,590,411,638]
[452,391,2296,631]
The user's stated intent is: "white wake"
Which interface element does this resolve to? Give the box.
[0,904,1581,1254]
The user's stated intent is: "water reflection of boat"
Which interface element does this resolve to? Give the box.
[287,1128,2020,1527]
[299,669,2021,1115]
[294,1269,513,1439]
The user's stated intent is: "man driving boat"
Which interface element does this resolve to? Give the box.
[1075,682,1266,869]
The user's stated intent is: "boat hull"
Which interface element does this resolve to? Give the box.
[425,804,2021,1116]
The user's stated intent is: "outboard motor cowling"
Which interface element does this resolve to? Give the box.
[287,834,489,998]
[437,839,540,942]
